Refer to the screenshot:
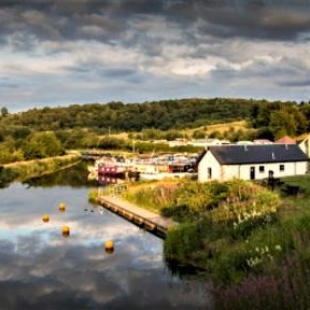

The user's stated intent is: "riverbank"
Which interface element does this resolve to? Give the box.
[0,153,81,187]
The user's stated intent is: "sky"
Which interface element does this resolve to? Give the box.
[0,0,310,112]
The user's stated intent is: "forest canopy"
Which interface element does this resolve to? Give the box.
[0,98,255,132]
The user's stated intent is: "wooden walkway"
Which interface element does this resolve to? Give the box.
[97,195,177,238]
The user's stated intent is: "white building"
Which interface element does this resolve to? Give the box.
[168,139,188,147]
[188,138,230,147]
[197,144,309,182]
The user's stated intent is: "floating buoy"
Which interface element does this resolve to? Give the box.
[58,202,66,212]
[98,206,104,215]
[62,225,70,237]
[105,240,114,254]
[42,214,50,223]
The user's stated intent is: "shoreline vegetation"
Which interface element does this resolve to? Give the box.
[0,153,81,187]
[116,176,310,309]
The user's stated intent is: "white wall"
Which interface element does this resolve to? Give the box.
[198,152,221,182]
[226,162,308,181]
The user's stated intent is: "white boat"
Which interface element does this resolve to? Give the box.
[139,171,197,181]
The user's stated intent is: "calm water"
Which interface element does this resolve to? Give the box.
[0,164,213,309]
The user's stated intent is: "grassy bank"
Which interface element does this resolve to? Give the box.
[121,175,310,309]
[0,154,81,187]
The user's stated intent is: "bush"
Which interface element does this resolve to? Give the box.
[0,168,18,188]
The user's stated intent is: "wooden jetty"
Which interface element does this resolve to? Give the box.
[97,195,177,238]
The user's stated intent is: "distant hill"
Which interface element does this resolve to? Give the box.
[1,97,308,141]
[1,98,257,132]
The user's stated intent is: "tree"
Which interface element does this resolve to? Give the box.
[269,110,297,139]
[1,107,8,117]
[269,105,307,139]
[193,130,206,139]
[255,127,275,141]
[23,132,64,160]
[0,137,24,164]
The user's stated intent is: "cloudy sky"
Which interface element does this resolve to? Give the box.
[1,0,310,112]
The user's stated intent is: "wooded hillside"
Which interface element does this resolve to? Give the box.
[1,98,254,131]
[0,97,309,164]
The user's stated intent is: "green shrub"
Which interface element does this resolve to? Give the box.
[0,167,18,188]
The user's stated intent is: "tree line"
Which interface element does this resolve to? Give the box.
[0,97,309,164]
[1,98,253,131]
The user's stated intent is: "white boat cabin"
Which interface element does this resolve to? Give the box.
[197,144,309,182]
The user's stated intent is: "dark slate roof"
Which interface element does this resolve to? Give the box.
[208,144,309,165]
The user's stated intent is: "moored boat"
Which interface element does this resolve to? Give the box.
[98,164,129,176]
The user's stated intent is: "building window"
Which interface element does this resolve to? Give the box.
[259,166,265,173]
[208,168,212,179]
[279,164,285,171]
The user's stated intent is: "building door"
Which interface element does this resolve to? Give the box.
[268,170,274,179]
[250,167,255,180]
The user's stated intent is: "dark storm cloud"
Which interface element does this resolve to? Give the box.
[98,67,140,78]
[0,0,166,46]
[278,79,310,87]
[211,56,306,81]
[0,0,309,51]
[112,0,165,15]
[65,61,142,80]
[0,82,19,89]
[0,1,123,48]
[0,77,19,89]
[165,0,310,41]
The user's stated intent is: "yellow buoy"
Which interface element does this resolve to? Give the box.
[42,214,50,223]
[62,225,70,237]
[58,202,66,212]
[105,240,114,254]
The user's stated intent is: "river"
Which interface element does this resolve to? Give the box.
[0,163,213,309]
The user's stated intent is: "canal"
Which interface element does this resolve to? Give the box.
[0,162,213,309]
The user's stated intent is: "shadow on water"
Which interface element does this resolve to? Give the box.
[165,258,208,280]
[0,166,18,189]
[23,160,98,188]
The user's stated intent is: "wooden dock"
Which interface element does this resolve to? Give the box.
[97,195,177,238]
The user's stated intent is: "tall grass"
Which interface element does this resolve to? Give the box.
[214,242,310,309]
[122,182,179,213]
[211,175,310,309]
[88,188,99,204]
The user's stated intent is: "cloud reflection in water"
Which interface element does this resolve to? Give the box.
[0,183,213,309]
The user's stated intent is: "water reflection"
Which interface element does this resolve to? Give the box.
[0,166,213,309]
[23,161,98,188]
